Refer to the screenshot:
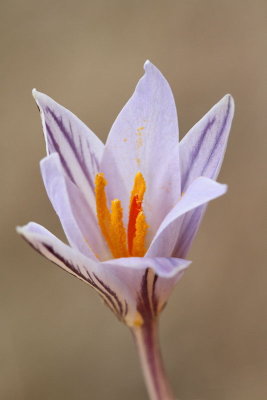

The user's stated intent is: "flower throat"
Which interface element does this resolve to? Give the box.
[95,172,148,259]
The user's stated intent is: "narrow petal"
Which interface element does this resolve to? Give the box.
[101,61,181,239]
[172,205,207,258]
[33,89,104,208]
[102,257,190,325]
[40,153,110,260]
[17,223,129,320]
[155,269,187,314]
[17,222,97,282]
[180,94,234,191]
[102,256,189,278]
[147,177,227,257]
[18,222,190,326]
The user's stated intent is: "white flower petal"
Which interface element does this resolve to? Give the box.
[147,177,227,257]
[101,61,181,240]
[33,90,104,209]
[17,223,128,320]
[102,256,190,325]
[40,154,110,260]
[180,94,234,191]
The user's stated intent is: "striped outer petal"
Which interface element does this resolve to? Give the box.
[17,223,189,326]
[146,177,227,257]
[40,153,110,260]
[33,90,104,209]
[172,205,207,258]
[101,61,181,241]
[179,94,234,191]
[103,257,190,324]
[177,95,234,257]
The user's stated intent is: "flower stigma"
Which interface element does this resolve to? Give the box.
[95,172,148,258]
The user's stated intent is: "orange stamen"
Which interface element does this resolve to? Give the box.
[131,211,148,257]
[127,172,147,256]
[110,199,129,258]
[128,195,142,255]
[95,173,113,250]
[95,171,148,259]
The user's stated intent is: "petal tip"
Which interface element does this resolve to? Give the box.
[16,222,30,234]
[182,260,192,270]
[144,59,151,68]
[221,183,228,194]
[161,259,191,278]
[32,88,43,108]
[198,177,228,194]
[228,94,235,112]
[143,59,157,73]
[222,93,235,113]
[32,88,42,101]
[32,89,50,108]
[16,223,32,238]
[212,180,228,196]
[16,225,23,234]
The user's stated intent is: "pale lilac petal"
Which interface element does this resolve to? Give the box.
[17,222,97,282]
[172,205,207,258]
[155,269,187,313]
[180,94,234,191]
[102,257,190,325]
[102,257,190,278]
[33,89,104,208]
[40,153,110,260]
[18,222,190,326]
[101,61,180,239]
[17,223,129,320]
[147,177,227,257]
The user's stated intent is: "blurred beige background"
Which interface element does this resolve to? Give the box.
[1,1,266,399]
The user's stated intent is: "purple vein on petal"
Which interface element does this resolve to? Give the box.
[19,234,87,281]
[151,274,159,313]
[137,269,151,321]
[201,95,231,176]
[86,271,122,317]
[41,242,87,279]
[172,206,205,258]
[46,107,96,188]
[93,273,124,316]
[124,301,128,318]
[40,241,123,318]
[181,95,232,191]
[181,117,216,189]
[45,122,76,183]
[137,268,158,323]
[136,269,161,395]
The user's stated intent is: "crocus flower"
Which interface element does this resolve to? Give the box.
[17,61,234,400]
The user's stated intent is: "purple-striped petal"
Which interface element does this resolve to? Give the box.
[40,153,110,260]
[101,61,181,240]
[172,206,206,258]
[180,94,234,192]
[16,223,131,321]
[147,177,227,257]
[17,222,97,281]
[102,257,190,325]
[17,222,190,326]
[33,90,104,208]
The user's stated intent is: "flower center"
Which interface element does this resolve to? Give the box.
[95,172,148,258]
